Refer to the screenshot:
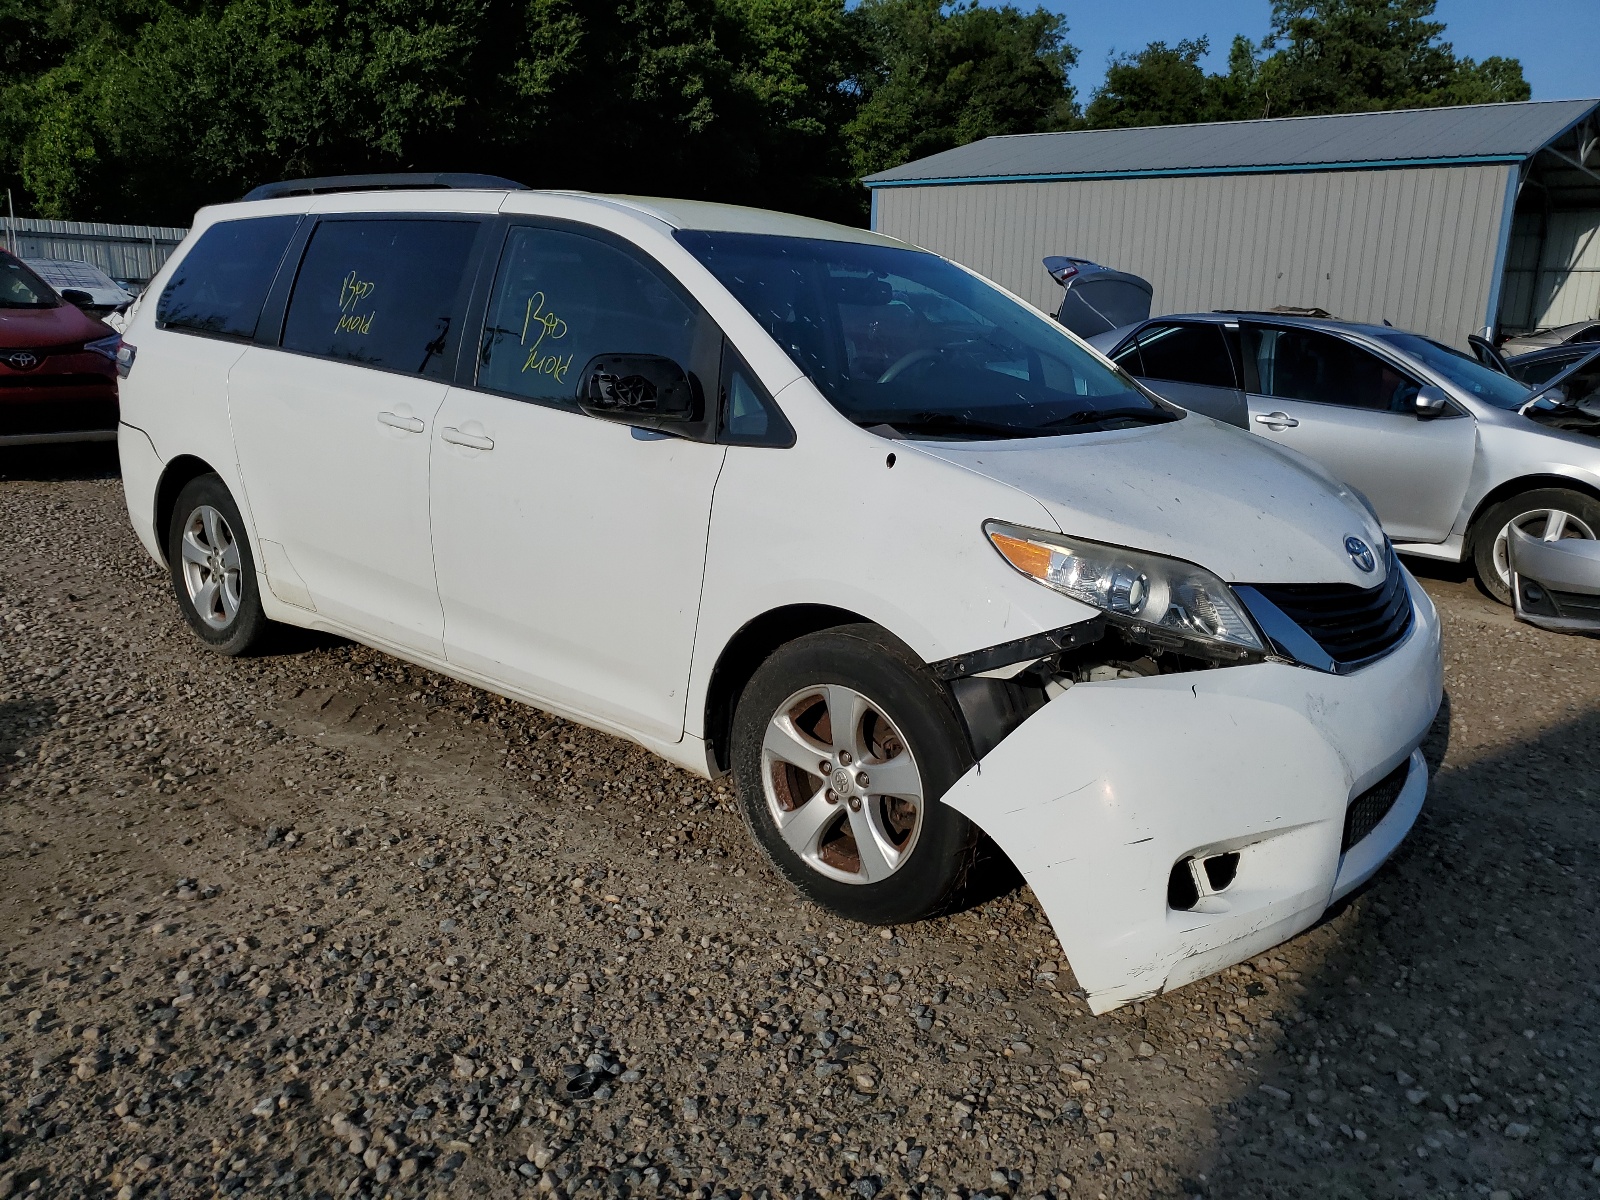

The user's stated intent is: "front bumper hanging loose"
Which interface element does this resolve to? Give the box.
[939,576,1443,1013]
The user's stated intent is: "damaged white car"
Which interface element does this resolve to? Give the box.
[114,176,1443,1013]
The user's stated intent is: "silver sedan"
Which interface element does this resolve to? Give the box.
[1091,313,1600,603]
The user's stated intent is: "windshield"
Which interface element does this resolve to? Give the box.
[1376,331,1531,410]
[675,231,1176,439]
[0,254,59,309]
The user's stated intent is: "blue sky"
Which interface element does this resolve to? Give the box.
[1055,1,1600,103]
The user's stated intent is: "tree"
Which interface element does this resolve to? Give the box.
[1257,0,1530,116]
[843,0,1078,180]
[1084,38,1266,129]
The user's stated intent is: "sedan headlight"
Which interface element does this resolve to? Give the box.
[84,333,122,362]
[985,521,1264,656]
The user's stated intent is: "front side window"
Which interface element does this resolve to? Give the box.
[1242,325,1420,413]
[0,254,60,308]
[1376,331,1534,411]
[479,225,706,405]
[281,218,478,376]
[157,216,301,339]
[676,231,1173,440]
[1125,322,1238,389]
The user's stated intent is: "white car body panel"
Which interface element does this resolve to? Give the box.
[943,574,1441,1013]
[430,387,727,741]
[114,185,1445,1012]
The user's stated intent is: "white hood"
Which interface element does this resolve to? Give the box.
[909,415,1388,586]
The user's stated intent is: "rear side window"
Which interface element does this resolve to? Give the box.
[1128,323,1238,389]
[281,218,479,377]
[477,225,706,405]
[157,216,301,339]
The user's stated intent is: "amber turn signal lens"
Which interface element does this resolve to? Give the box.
[989,532,1053,580]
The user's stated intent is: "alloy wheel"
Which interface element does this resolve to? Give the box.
[179,504,243,630]
[760,684,924,886]
[1492,507,1598,587]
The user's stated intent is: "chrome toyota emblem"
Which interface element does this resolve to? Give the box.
[4,351,38,370]
[831,768,852,793]
[1345,536,1376,573]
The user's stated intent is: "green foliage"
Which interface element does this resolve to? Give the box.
[0,0,1532,225]
[1086,0,1529,129]
[843,0,1077,179]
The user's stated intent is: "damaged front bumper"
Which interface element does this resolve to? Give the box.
[939,576,1442,1014]
[1510,524,1600,634]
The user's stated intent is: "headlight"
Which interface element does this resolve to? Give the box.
[84,333,122,362]
[985,521,1264,655]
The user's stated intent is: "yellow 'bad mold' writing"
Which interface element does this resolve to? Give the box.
[520,291,572,380]
[336,270,377,335]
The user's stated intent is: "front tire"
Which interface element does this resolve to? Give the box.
[166,474,272,655]
[1471,487,1600,604]
[730,623,978,925]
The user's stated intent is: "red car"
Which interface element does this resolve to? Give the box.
[0,250,122,447]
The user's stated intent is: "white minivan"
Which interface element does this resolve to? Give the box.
[115,175,1443,1013]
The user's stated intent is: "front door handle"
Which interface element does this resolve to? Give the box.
[442,426,494,451]
[377,411,425,433]
[1254,411,1299,430]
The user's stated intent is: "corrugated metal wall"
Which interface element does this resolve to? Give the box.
[872,164,1516,346]
[1501,208,1600,333]
[0,217,189,285]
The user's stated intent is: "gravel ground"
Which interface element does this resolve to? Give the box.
[1,446,1598,1200]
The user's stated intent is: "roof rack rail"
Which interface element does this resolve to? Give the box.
[241,172,528,202]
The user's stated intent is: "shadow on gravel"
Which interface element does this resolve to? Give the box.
[0,695,59,768]
[1187,698,1600,1199]
[0,442,120,481]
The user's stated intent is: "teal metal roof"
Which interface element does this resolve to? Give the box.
[863,99,1600,188]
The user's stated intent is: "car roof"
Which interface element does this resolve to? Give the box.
[1505,342,1598,364]
[202,186,905,249]
[1136,311,1406,340]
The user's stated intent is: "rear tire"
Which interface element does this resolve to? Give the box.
[1470,487,1600,604]
[730,623,978,925]
[166,474,272,655]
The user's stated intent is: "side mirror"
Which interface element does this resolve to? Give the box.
[1414,384,1449,420]
[60,288,94,309]
[576,354,701,428]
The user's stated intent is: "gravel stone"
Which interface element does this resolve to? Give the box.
[2,455,1599,1199]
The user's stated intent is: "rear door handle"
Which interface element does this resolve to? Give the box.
[442,426,494,451]
[1254,411,1299,430]
[377,411,425,433]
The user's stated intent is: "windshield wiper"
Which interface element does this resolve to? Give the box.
[857,411,1032,439]
[1036,406,1177,430]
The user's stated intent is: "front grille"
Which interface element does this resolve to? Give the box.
[0,372,113,389]
[1550,589,1600,621]
[1249,544,1413,669]
[0,397,118,435]
[1342,759,1409,852]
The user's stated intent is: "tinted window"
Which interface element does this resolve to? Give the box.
[1129,323,1238,389]
[677,231,1171,441]
[281,218,477,376]
[1510,353,1582,387]
[1242,325,1419,412]
[1375,331,1531,411]
[479,226,704,405]
[1057,279,1151,337]
[0,254,57,308]
[157,216,301,339]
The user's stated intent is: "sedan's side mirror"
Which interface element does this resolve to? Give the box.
[1414,384,1449,420]
[59,288,94,309]
[577,354,701,427]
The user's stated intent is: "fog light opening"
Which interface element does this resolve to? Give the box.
[1167,859,1200,911]
[1203,851,1240,891]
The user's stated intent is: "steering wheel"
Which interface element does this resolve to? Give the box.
[877,347,943,384]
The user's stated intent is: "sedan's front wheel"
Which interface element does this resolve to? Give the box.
[730,624,979,925]
[1472,487,1600,604]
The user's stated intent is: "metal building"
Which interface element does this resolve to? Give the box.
[0,217,188,287]
[864,99,1600,346]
